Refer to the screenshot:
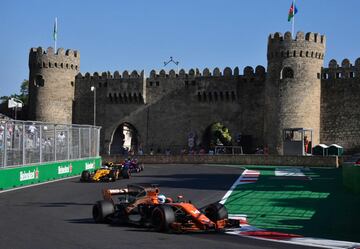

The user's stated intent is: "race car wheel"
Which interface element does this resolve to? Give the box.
[93,200,115,223]
[203,203,228,222]
[121,168,130,179]
[151,205,175,232]
[80,170,91,182]
[109,169,117,182]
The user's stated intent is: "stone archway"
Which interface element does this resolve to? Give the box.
[109,122,139,155]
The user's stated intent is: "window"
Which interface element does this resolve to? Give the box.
[156,81,159,86]
[35,75,44,87]
[231,92,236,101]
[281,67,294,79]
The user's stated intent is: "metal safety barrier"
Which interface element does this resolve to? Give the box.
[0,119,100,168]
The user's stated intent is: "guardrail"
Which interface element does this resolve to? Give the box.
[0,120,101,168]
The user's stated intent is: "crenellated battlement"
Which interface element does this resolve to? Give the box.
[29,47,80,70]
[267,31,326,61]
[322,58,360,80]
[268,31,326,44]
[76,70,144,80]
[76,66,266,81]
[147,66,266,78]
[30,47,80,57]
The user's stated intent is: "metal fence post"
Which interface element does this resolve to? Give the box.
[22,123,25,165]
[3,122,7,167]
[97,128,100,156]
[88,127,91,157]
[39,124,43,163]
[54,125,57,161]
[79,128,81,159]
[67,125,70,160]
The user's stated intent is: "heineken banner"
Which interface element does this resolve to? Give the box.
[0,157,101,191]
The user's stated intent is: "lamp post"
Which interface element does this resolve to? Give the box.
[90,86,96,126]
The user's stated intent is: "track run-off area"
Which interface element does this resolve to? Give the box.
[0,164,359,249]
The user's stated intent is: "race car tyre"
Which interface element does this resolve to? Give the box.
[93,200,115,223]
[151,205,175,232]
[109,169,117,182]
[121,168,130,179]
[203,203,228,222]
[80,170,91,182]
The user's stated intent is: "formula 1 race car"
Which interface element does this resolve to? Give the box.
[115,158,144,173]
[92,184,240,232]
[80,162,130,182]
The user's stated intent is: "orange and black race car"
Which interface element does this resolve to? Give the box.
[92,184,240,232]
[80,162,130,182]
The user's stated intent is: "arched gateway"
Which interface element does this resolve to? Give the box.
[109,122,139,155]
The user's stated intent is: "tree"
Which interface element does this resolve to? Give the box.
[210,122,232,146]
[0,79,28,104]
[0,79,29,120]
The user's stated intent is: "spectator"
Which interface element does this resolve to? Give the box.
[199,148,206,155]
[149,148,154,155]
[165,148,171,155]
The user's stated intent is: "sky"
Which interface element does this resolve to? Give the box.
[0,0,360,97]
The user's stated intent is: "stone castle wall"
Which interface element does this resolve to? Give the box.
[321,58,360,152]
[28,31,360,154]
[73,67,266,154]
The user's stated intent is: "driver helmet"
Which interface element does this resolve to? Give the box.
[157,194,166,204]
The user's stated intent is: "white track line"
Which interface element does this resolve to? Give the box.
[219,169,260,204]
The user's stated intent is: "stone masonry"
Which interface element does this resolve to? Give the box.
[28,31,360,154]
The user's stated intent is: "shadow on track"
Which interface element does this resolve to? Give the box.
[132,173,242,191]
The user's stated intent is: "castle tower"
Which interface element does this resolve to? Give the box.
[28,47,80,124]
[264,31,326,154]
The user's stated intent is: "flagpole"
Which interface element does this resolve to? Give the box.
[292,0,295,38]
[54,17,57,51]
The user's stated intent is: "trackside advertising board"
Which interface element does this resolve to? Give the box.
[0,157,101,191]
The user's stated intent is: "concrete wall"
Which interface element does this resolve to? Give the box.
[102,154,339,168]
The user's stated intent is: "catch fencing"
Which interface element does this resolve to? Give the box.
[0,119,100,168]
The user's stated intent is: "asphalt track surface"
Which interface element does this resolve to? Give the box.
[0,164,319,249]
